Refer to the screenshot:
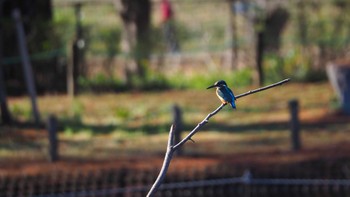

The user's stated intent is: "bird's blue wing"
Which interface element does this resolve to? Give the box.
[228,87,235,99]
[224,86,236,109]
[217,86,235,100]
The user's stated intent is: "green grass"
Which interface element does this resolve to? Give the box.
[77,67,254,91]
[167,68,253,89]
[2,82,348,160]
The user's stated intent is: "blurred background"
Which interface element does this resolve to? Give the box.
[0,0,350,196]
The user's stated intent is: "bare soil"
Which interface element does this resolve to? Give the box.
[1,112,350,177]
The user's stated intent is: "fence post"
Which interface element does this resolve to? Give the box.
[172,104,183,155]
[47,115,59,162]
[289,99,301,151]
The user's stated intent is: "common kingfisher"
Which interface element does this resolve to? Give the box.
[207,80,236,109]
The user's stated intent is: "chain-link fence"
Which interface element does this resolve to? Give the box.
[2,0,349,93]
[51,0,350,75]
[3,162,350,197]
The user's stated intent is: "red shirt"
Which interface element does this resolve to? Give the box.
[161,0,173,22]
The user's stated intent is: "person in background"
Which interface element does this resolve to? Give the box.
[160,0,180,53]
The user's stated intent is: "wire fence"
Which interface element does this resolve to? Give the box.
[2,162,350,197]
[51,0,350,70]
[2,0,350,93]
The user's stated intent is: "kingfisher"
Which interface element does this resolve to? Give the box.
[207,80,236,109]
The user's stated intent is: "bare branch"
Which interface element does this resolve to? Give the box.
[173,103,225,149]
[147,78,290,196]
[174,78,291,149]
[169,124,175,146]
[236,78,290,100]
[147,125,176,197]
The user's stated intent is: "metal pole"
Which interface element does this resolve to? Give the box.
[12,9,41,124]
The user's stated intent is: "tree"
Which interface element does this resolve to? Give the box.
[115,0,151,85]
[253,5,289,86]
[0,0,11,124]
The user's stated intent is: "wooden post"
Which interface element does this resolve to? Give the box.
[12,9,41,124]
[47,115,59,162]
[172,104,183,155]
[255,31,264,86]
[289,99,301,151]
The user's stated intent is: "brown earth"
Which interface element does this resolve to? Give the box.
[1,112,350,177]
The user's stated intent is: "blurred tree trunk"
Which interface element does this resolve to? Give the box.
[228,0,238,70]
[264,7,289,54]
[115,0,151,85]
[253,6,289,86]
[255,31,264,86]
[0,66,11,125]
[0,0,12,124]
[2,0,53,96]
[297,0,307,46]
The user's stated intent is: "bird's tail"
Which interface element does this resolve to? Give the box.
[230,101,236,109]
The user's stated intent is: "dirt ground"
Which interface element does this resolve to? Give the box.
[1,141,350,177]
[1,112,350,177]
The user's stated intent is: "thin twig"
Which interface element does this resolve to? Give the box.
[236,78,290,99]
[173,103,225,150]
[146,78,290,197]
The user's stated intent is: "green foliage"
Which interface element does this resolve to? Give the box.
[114,107,131,120]
[63,125,94,137]
[303,2,349,49]
[85,26,121,56]
[78,68,171,91]
[63,126,75,137]
[175,21,227,52]
[50,1,347,93]
[231,68,254,87]
[128,71,170,91]
[329,96,341,111]
[149,26,166,54]
[167,68,253,89]
[78,73,125,92]
[264,53,287,84]
[51,10,75,48]
[10,104,31,120]
[71,100,84,118]
[264,50,327,83]
[77,65,254,91]
[52,4,122,56]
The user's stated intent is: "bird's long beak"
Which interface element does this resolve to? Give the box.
[207,84,217,89]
